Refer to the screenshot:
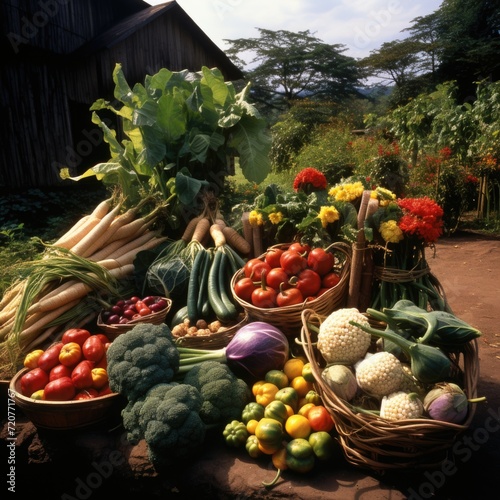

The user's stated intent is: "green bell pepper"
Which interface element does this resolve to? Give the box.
[285,438,315,473]
[308,431,335,460]
[223,420,249,448]
[241,401,265,424]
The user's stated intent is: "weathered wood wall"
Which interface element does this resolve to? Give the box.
[0,0,242,190]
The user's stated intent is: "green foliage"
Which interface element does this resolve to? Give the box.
[62,64,271,211]
[366,142,409,197]
[293,126,359,184]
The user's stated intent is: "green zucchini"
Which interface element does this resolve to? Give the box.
[187,248,206,324]
[217,251,238,321]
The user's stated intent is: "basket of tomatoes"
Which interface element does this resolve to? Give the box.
[230,242,351,337]
[9,328,125,430]
[97,295,172,340]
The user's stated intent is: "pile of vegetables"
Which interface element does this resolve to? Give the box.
[105,320,290,469]
[143,204,252,336]
[221,356,339,489]
[304,301,484,423]
[0,195,168,378]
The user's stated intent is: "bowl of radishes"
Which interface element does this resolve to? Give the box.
[97,295,172,339]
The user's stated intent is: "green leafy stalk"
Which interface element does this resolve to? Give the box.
[350,318,452,384]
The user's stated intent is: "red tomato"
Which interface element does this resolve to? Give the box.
[98,385,113,396]
[43,376,76,401]
[264,248,284,268]
[74,388,99,400]
[294,269,322,297]
[49,363,72,381]
[94,333,110,345]
[82,335,105,363]
[251,279,277,308]
[280,250,307,276]
[59,342,82,367]
[307,405,335,432]
[135,300,152,316]
[61,328,91,347]
[288,242,311,255]
[321,272,341,288]
[233,276,257,302]
[20,368,49,397]
[71,360,94,390]
[307,248,335,276]
[265,267,290,290]
[276,287,304,307]
[37,342,64,372]
[244,259,271,280]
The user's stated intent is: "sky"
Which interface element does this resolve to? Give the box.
[146,0,443,60]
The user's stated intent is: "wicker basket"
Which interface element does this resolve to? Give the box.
[299,308,480,471]
[97,297,172,341]
[9,368,125,431]
[173,312,248,350]
[230,242,351,337]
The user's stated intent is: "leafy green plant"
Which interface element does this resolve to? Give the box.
[62,64,271,216]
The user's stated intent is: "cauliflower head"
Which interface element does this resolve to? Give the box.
[380,391,424,420]
[106,322,179,403]
[355,351,404,397]
[317,308,371,365]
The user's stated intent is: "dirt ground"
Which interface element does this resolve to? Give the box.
[1,232,499,499]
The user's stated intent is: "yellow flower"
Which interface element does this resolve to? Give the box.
[329,181,364,202]
[249,210,264,226]
[371,187,396,207]
[268,211,283,225]
[318,206,340,228]
[379,220,404,243]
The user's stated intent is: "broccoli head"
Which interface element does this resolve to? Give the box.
[106,322,179,403]
[182,361,251,427]
[139,383,206,469]
[121,382,180,444]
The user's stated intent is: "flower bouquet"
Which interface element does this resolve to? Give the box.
[243,168,359,250]
[363,195,450,311]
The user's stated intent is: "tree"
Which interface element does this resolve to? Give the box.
[403,12,442,80]
[224,28,362,110]
[359,39,428,106]
[434,0,500,101]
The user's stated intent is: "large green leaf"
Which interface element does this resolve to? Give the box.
[229,116,271,184]
[175,170,210,206]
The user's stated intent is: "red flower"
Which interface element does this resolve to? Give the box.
[397,197,444,243]
[293,167,327,192]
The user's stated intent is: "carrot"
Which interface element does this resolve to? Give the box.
[17,299,81,340]
[106,216,155,243]
[209,223,227,248]
[181,215,206,243]
[52,198,112,248]
[0,281,24,309]
[222,226,251,255]
[28,264,134,314]
[82,205,142,258]
[191,217,211,244]
[214,218,226,228]
[90,231,158,262]
[98,236,169,269]
[52,215,102,250]
[69,201,122,257]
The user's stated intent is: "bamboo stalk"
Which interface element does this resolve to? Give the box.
[347,190,372,309]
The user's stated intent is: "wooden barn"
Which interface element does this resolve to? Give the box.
[0,0,243,190]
